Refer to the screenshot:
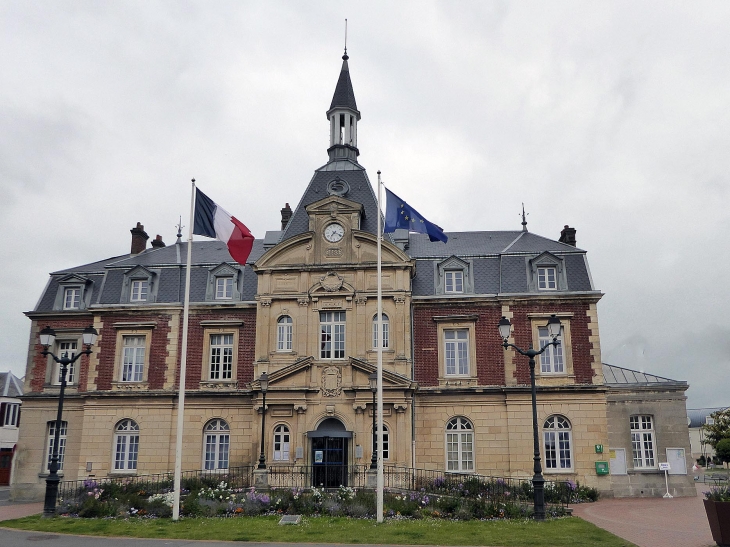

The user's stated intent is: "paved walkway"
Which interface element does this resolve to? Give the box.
[572,483,715,547]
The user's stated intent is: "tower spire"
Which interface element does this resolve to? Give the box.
[327,38,361,162]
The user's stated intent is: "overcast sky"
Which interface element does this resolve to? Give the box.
[2,1,728,408]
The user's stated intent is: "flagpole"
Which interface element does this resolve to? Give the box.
[376,171,384,522]
[172,179,195,520]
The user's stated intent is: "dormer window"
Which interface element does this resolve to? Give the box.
[121,266,157,304]
[216,277,233,300]
[63,287,81,310]
[537,267,557,290]
[130,280,148,302]
[445,271,463,293]
[205,264,241,302]
[436,256,473,295]
[528,253,566,292]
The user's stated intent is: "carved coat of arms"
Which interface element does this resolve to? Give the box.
[321,366,342,397]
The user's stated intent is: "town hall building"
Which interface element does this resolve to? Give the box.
[11,51,695,500]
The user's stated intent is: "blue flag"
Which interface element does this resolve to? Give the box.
[383,188,448,243]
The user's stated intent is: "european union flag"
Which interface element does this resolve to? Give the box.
[383,188,448,243]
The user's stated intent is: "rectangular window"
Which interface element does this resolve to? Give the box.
[320,311,345,359]
[1,403,20,427]
[373,426,390,460]
[209,334,233,380]
[53,341,78,385]
[121,336,146,382]
[537,267,557,290]
[630,415,656,468]
[445,271,464,293]
[46,421,68,472]
[444,329,469,375]
[215,277,233,300]
[130,280,148,302]
[539,326,564,374]
[63,287,81,310]
[544,431,572,470]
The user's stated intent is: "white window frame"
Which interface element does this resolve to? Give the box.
[273,424,290,461]
[52,340,79,385]
[372,314,389,349]
[444,329,469,376]
[204,419,230,471]
[538,326,564,374]
[209,333,234,380]
[1,403,20,427]
[45,420,67,472]
[121,335,146,382]
[63,287,81,310]
[113,419,139,472]
[129,280,148,302]
[372,423,390,460]
[630,415,656,469]
[537,266,557,290]
[543,415,573,471]
[215,277,234,300]
[320,311,345,360]
[444,270,464,293]
[445,417,474,472]
[277,316,293,352]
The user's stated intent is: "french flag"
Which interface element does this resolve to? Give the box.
[193,188,254,265]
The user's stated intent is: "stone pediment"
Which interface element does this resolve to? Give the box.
[349,357,415,390]
[305,195,363,216]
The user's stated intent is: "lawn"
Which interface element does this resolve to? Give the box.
[2,514,637,547]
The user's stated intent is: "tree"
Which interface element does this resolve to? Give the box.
[702,408,730,449]
[716,438,730,466]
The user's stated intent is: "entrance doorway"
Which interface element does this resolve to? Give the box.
[0,448,13,486]
[308,418,351,488]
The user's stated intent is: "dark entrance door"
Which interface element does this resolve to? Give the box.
[311,436,347,487]
[308,417,351,488]
[0,448,13,486]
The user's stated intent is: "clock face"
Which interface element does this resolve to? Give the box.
[324,223,345,243]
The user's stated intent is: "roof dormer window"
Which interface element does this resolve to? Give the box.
[537,267,557,290]
[63,287,81,310]
[130,280,148,302]
[436,256,473,295]
[445,271,464,293]
[215,277,233,300]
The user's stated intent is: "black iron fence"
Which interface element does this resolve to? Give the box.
[58,464,571,508]
[268,464,368,489]
[58,466,255,502]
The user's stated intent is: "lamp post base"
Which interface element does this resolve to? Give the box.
[43,474,60,518]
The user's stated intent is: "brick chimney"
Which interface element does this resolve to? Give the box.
[151,234,166,249]
[280,203,292,230]
[559,225,577,247]
[130,222,149,254]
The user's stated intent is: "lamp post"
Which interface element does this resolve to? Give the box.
[369,373,378,470]
[39,325,98,518]
[498,314,561,521]
[257,372,269,470]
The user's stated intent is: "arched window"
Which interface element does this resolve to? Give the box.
[372,314,389,349]
[114,419,139,471]
[445,417,473,472]
[277,316,293,351]
[372,423,390,460]
[204,419,230,471]
[543,415,572,470]
[273,424,290,461]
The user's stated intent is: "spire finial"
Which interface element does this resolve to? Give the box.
[343,18,349,60]
[176,215,184,244]
[520,203,529,232]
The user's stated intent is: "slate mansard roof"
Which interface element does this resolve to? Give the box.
[31,222,597,313]
[602,363,687,388]
[0,371,23,398]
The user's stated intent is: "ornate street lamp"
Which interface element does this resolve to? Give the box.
[39,325,98,517]
[497,314,561,521]
[369,373,378,470]
[257,372,269,470]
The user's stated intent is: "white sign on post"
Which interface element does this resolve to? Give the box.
[659,462,673,498]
